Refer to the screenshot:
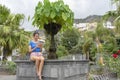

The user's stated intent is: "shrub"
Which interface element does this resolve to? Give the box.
[56,45,68,58]
[104,54,120,78]
[5,61,16,75]
[61,28,80,52]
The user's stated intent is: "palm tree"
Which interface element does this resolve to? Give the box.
[82,36,93,60]
[0,5,30,60]
[82,22,116,64]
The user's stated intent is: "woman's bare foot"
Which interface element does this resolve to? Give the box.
[38,72,42,80]
[39,75,42,80]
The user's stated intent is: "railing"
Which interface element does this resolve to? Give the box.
[91,72,117,80]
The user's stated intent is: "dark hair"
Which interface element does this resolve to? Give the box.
[33,31,39,36]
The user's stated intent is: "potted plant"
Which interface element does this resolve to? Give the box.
[32,0,74,59]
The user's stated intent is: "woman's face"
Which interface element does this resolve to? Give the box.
[34,33,39,40]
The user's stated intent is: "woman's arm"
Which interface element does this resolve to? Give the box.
[28,45,37,53]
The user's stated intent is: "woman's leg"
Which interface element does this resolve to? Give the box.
[31,56,40,76]
[38,56,44,79]
[35,59,40,76]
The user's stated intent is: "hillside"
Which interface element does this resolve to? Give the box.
[74,15,102,23]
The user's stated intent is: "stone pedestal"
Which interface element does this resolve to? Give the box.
[15,60,89,80]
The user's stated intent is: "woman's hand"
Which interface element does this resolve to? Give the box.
[38,52,42,56]
[37,43,42,48]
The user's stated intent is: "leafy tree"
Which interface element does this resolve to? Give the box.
[0,5,30,60]
[32,0,74,59]
[61,28,80,54]
[103,0,120,33]
[0,5,10,24]
[82,30,94,60]
[69,36,84,54]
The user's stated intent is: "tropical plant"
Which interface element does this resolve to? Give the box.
[32,0,74,59]
[95,23,112,65]
[82,37,93,59]
[80,30,95,60]
[0,5,10,24]
[82,22,117,62]
[0,5,30,60]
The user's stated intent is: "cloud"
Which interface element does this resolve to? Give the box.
[64,0,90,18]
[0,0,112,31]
[0,0,112,18]
[64,0,112,18]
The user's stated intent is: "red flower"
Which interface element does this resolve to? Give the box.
[112,54,118,58]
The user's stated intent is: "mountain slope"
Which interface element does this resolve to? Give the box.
[74,15,102,23]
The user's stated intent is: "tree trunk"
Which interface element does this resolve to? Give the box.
[99,56,104,65]
[86,51,89,60]
[48,34,58,59]
[2,47,7,61]
[44,22,61,59]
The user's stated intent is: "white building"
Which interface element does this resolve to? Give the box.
[103,21,115,29]
[74,23,87,31]
[74,22,97,31]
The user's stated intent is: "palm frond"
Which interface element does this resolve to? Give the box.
[82,38,93,54]
[0,4,10,24]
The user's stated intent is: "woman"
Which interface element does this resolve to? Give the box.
[29,32,44,80]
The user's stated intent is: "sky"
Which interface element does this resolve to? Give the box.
[0,0,115,31]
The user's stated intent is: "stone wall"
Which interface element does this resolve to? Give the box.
[15,60,89,80]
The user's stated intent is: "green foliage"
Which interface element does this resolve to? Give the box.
[32,0,74,59]
[89,43,97,61]
[94,22,117,54]
[89,75,94,80]
[96,22,111,40]
[103,42,118,54]
[0,5,30,57]
[104,54,120,77]
[61,28,80,52]
[114,18,120,33]
[103,43,116,53]
[116,37,120,48]
[0,4,10,24]
[5,61,16,75]
[44,35,51,51]
[102,11,117,21]
[56,45,68,58]
[82,38,93,54]
[100,35,117,54]
[103,0,120,33]
[32,0,74,31]
[81,22,118,61]
[69,37,84,54]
